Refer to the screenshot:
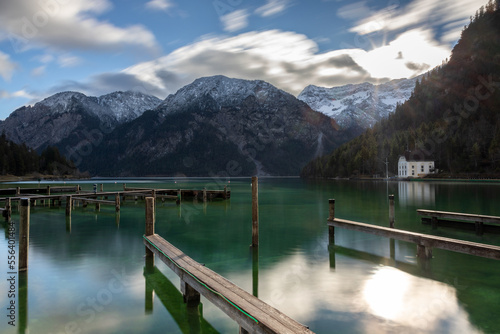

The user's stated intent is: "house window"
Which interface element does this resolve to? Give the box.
[412,171,415,176]
[412,165,414,169]
[421,165,424,172]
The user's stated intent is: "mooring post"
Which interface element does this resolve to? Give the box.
[181,280,201,306]
[203,188,207,203]
[115,195,120,212]
[252,176,259,247]
[66,196,72,217]
[223,185,228,200]
[16,187,20,196]
[95,202,100,212]
[19,198,30,272]
[417,244,432,259]
[123,183,127,191]
[328,199,335,244]
[100,184,104,192]
[145,197,155,258]
[176,189,181,205]
[389,194,395,228]
[5,197,11,221]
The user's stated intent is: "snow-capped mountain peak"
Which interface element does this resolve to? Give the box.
[298,77,420,130]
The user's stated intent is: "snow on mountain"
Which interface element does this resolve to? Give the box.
[98,91,162,122]
[298,77,419,130]
[0,90,162,151]
[159,75,286,114]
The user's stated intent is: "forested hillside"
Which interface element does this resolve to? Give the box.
[301,1,500,178]
[0,133,76,176]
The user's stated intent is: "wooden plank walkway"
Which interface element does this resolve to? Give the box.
[144,233,314,334]
[417,209,500,234]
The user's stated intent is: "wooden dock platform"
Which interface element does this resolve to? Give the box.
[143,197,313,334]
[328,199,500,260]
[417,209,500,234]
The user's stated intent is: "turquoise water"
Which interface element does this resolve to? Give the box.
[1,178,500,333]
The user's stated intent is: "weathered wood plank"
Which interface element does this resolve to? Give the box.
[72,197,115,205]
[328,218,500,260]
[417,209,500,224]
[144,234,314,334]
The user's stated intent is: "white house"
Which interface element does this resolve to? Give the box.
[398,154,435,178]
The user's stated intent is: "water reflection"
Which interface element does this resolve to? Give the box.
[251,249,482,334]
[398,181,435,206]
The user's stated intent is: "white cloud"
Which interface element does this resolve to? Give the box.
[0,89,34,100]
[221,10,249,32]
[255,0,290,17]
[32,65,46,76]
[0,51,16,81]
[58,54,82,68]
[0,0,159,54]
[349,0,484,43]
[352,29,451,79]
[43,26,452,99]
[145,0,173,12]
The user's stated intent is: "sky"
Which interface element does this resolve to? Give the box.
[0,0,487,120]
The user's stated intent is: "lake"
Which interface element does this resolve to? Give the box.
[1,178,500,333]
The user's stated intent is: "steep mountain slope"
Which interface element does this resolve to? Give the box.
[0,91,161,151]
[80,76,349,176]
[301,4,500,178]
[298,77,419,132]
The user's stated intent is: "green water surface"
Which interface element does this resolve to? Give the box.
[1,178,500,333]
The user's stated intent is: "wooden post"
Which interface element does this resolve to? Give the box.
[47,185,51,196]
[100,184,103,192]
[66,196,72,216]
[115,195,120,212]
[251,176,259,247]
[123,183,127,190]
[252,247,259,298]
[181,280,200,306]
[19,198,30,272]
[240,327,250,334]
[5,197,11,221]
[77,185,80,194]
[203,188,207,203]
[176,189,181,205]
[223,185,228,200]
[328,199,335,244]
[16,187,20,196]
[389,194,395,228]
[145,197,155,259]
[417,244,432,259]
[431,216,438,229]
[95,202,100,211]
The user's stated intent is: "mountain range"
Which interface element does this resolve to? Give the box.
[1,76,359,176]
[298,77,419,134]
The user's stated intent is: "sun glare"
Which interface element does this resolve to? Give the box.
[363,266,410,320]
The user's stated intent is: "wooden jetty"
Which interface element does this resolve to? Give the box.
[327,199,500,260]
[1,184,231,220]
[417,209,500,234]
[143,197,313,334]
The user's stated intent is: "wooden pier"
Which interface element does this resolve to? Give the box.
[143,197,313,334]
[417,209,500,234]
[328,199,500,260]
[1,184,231,220]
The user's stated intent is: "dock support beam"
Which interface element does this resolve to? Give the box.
[328,199,335,244]
[203,188,207,203]
[181,281,200,306]
[19,198,30,272]
[5,197,11,220]
[115,196,120,212]
[389,194,395,228]
[417,244,432,259]
[252,176,259,247]
[66,196,72,217]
